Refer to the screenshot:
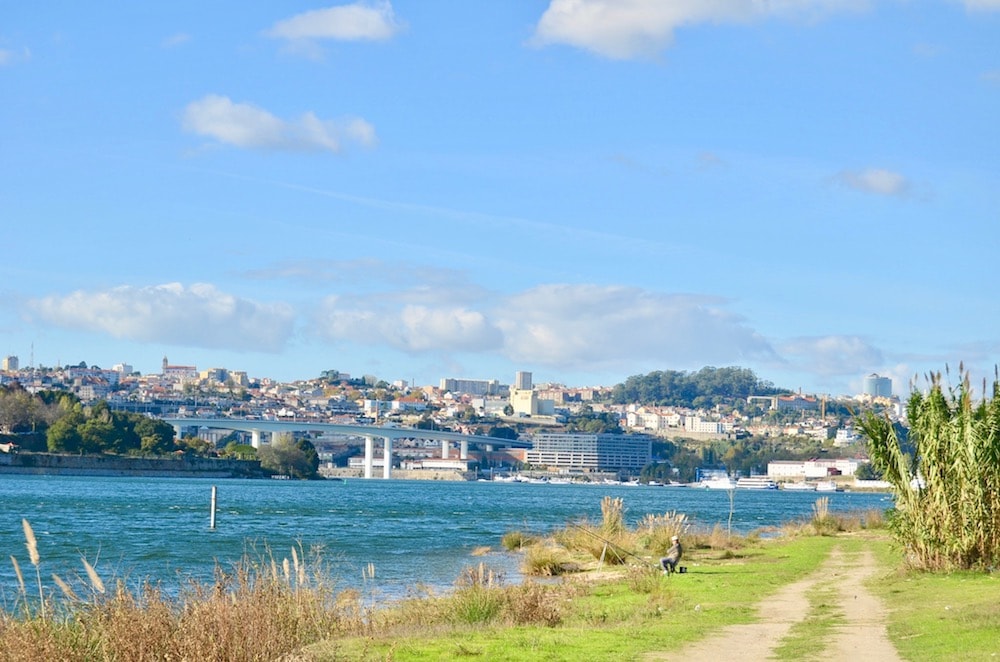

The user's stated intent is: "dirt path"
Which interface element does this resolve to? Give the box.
[644,544,901,661]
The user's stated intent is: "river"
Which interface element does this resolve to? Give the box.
[0,475,890,605]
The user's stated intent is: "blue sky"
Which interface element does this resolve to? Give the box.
[2,1,999,397]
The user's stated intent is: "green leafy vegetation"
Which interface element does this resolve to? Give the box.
[860,367,1000,570]
[257,433,320,479]
[611,366,786,408]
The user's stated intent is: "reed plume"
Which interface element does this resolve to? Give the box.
[82,557,106,594]
[22,518,45,619]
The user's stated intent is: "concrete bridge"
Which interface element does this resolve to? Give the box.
[161,417,530,480]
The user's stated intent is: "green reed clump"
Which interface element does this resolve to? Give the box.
[860,366,1000,571]
[501,530,535,551]
[447,563,563,627]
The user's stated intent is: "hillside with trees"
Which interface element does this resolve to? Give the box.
[611,366,787,409]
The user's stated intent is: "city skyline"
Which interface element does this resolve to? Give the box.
[3,2,999,398]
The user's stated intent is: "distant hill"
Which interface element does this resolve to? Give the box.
[610,366,789,409]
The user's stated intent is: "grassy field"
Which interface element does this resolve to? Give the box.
[306,534,843,661]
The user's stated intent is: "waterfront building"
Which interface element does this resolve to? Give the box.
[767,458,864,479]
[526,432,652,472]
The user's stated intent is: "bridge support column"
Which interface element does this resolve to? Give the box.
[485,444,494,452]
[364,436,374,479]
[441,440,450,459]
[171,424,182,442]
[460,440,468,460]
[251,429,261,449]
[383,437,393,479]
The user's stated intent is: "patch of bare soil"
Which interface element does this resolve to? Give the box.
[644,543,901,661]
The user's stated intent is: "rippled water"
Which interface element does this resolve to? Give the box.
[0,475,890,603]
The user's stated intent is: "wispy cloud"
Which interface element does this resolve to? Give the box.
[531,0,868,60]
[26,283,295,352]
[161,33,191,48]
[834,167,910,197]
[0,46,30,66]
[182,95,376,152]
[960,0,1000,11]
[267,1,403,57]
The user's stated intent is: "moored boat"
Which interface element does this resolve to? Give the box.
[735,476,778,490]
[699,476,736,489]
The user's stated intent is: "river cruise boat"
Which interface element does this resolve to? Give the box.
[735,476,778,490]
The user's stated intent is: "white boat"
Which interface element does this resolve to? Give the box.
[699,476,736,489]
[736,477,778,490]
[815,480,840,492]
[781,481,816,491]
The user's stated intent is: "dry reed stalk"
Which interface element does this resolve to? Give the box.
[21,519,39,566]
[52,573,79,602]
[21,519,44,620]
[10,554,25,598]
[82,557,105,594]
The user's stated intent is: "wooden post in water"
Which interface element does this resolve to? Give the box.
[210,485,218,530]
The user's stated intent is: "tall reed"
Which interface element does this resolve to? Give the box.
[860,367,1000,570]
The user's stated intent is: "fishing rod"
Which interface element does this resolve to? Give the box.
[566,522,657,568]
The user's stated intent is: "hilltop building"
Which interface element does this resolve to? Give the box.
[439,377,502,396]
[863,374,892,398]
[508,370,555,417]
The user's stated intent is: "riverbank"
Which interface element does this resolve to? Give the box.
[0,451,264,478]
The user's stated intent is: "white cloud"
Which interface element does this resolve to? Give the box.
[182,95,376,152]
[312,283,775,371]
[834,167,910,196]
[531,0,867,59]
[267,1,403,45]
[496,284,774,369]
[316,297,504,353]
[779,335,884,378]
[26,283,295,352]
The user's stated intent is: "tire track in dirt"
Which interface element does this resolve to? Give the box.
[643,543,900,661]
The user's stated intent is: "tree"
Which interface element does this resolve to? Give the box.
[258,434,319,479]
[47,412,84,453]
[221,442,258,461]
[134,416,176,455]
[487,425,518,440]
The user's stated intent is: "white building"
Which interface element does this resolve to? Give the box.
[767,458,865,478]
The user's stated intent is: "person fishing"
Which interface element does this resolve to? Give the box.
[660,535,682,574]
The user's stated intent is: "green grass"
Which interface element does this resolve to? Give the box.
[304,535,842,661]
[873,560,1000,661]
